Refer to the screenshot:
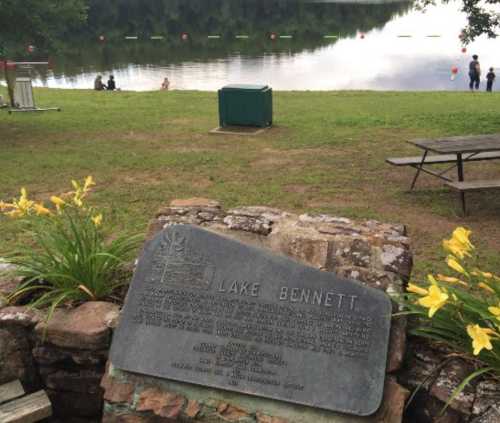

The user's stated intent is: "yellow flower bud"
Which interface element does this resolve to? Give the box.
[407,283,429,296]
[83,176,95,191]
[489,305,500,321]
[50,196,66,212]
[34,204,52,216]
[436,274,468,286]
[478,282,495,294]
[427,274,438,285]
[446,256,467,275]
[92,214,103,227]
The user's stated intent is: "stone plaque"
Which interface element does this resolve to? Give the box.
[110,225,392,416]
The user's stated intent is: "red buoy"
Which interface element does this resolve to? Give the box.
[451,66,459,75]
[461,47,467,53]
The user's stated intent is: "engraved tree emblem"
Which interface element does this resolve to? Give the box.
[151,229,215,289]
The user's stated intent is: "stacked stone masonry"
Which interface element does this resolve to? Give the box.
[0,199,498,422]
[109,198,412,422]
[0,300,119,421]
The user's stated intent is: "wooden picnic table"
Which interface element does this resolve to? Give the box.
[411,134,500,154]
[408,134,500,214]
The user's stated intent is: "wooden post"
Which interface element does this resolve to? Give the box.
[3,61,15,108]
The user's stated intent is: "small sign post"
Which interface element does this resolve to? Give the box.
[4,61,60,113]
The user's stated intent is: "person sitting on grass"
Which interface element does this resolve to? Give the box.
[161,77,170,90]
[107,75,116,91]
[94,75,107,91]
[486,67,496,92]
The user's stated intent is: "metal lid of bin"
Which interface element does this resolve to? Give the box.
[220,84,270,91]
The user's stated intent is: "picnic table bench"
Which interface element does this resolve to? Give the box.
[386,134,500,214]
[0,380,52,423]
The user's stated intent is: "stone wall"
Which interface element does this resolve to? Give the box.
[0,301,119,421]
[401,339,500,423]
[103,198,412,423]
[1,199,498,422]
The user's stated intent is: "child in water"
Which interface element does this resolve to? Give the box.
[486,68,496,92]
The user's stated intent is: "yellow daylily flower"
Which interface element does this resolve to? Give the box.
[1,188,36,217]
[489,305,500,321]
[442,239,471,259]
[446,256,467,275]
[50,196,66,212]
[73,194,84,208]
[92,214,103,227]
[407,283,429,296]
[34,203,52,216]
[443,227,474,259]
[478,282,495,294]
[436,274,468,286]
[452,227,474,250]
[418,285,449,318]
[466,324,495,355]
[83,176,95,192]
[15,188,35,215]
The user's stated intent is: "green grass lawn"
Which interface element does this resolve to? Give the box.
[1,86,500,279]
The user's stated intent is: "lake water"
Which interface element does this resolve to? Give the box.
[30,0,500,91]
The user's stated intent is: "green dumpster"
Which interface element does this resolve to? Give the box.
[218,84,273,128]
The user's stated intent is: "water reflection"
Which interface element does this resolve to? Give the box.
[29,1,500,91]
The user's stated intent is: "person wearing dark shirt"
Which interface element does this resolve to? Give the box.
[107,75,116,91]
[468,54,480,91]
[486,67,495,92]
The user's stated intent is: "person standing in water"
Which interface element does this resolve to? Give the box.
[468,54,481,91]
[486,67,496,92]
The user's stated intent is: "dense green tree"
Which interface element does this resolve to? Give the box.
[0,0,497,55]
[0,0,87,51]
[419,0,499,42]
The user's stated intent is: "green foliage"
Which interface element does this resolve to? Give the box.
[1,178,141,312]
[83,0,409,39]
[400,228,500,377]
[0,0,87,50]
[0,0,498,55]
[417,0,500,42]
